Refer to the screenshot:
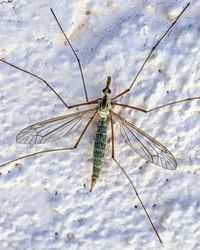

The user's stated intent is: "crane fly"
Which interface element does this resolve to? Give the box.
[0,2,199,245]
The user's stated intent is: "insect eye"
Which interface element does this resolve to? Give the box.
[102,88,111,94]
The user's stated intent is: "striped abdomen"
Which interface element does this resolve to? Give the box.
[91,117,108,191]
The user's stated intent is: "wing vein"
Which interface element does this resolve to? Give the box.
[111,110,177,170]
[17,108,96,144]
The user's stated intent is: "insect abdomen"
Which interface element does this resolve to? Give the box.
[91,117,107,190]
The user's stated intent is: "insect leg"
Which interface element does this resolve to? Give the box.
[0,58,69,108]
[50,9,89,103]
[112,96,200,113]
[111,3,190,101]
[111,102,146,113]
[0,147,74,168]
[113,158,163,245]
[74,111,97,148]
[110,116,115,158]
[143,96,200,113]
[68,98,100,109]
[110,114,163,244]
[0,112,97,169]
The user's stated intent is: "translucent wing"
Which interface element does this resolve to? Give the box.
[16,108,96,144]
[111,111,177,170]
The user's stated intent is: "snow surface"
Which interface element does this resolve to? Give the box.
[0,0,199,249]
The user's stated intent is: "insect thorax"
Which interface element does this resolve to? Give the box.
[97,95,111,119]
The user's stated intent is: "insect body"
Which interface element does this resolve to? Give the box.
[92,117,108,190]
[92,77,112,190]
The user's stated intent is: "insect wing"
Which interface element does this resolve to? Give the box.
[112,112,177,170]
[16,109,96,144]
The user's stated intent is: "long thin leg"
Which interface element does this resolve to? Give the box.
[110,115,163,245]
[0,147,74,168]
[144,96,200,113]
[74,111,97,147]
[111,102,146,112]
[0,58,69,108]
[113,158,163,245]
[50,9,89,103]
[68,98,100,109]
[0,111,97,168]
[111,3,190,101]
[110,116,115,158]
[112,96,200,113]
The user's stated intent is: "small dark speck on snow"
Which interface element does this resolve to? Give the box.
[86,10,91,16]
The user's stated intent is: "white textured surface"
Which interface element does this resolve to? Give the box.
[0,0,199,249]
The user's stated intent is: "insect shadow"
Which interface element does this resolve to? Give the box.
[0,2,199,245]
